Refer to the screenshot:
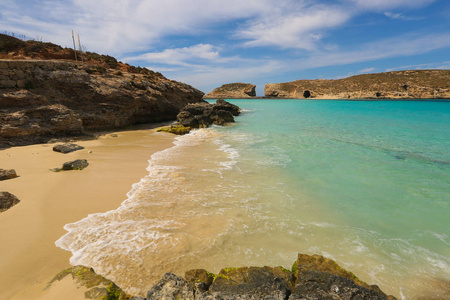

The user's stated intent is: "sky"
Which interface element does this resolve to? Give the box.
[1,0,449,95]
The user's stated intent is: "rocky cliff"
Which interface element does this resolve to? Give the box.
[0,59,204,148]
[204,83,256,99]
[265,70,450,99]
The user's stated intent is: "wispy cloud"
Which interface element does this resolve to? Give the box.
[236,5,350,50]
[358,67,376,74]
[384,12,422,20]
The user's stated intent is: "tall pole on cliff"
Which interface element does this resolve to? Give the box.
[77,33,83,63]
[72,30,78,61]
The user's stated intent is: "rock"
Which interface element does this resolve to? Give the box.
[214,99,241,116]
[61,159,89,170]
[146,273,194,300]
[265,70,450,99]
[289,270,390,300]
[185,269,215,293]
[204,266,294,300]
[136,253,396,300]
[0,168,17,181]
[291,254,395,300]
[0,191,20,212]
[46,265,129,300]
[204,83,256,99]
[175,99,241,133]
[53,143,84,153]
[0,58,205,148]
[157,124,192,135]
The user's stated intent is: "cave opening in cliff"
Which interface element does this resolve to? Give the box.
[303,90,311,98]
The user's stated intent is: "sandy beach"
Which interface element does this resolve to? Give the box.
[0,126,175,300]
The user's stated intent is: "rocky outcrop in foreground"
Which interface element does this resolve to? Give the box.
[50,253,396,300]
[204,83,256,99]
[157,99,240,135]
[265,70,450,99]
[0,59,204,148]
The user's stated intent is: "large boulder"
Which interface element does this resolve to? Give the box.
[176,99,241,130]
[146,273,194,300]
[203,266,294,300]
[0,191,20,212]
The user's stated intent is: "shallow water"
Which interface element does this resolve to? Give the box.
[56,100,450,299]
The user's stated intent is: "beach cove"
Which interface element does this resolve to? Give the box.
[0,125,176,300]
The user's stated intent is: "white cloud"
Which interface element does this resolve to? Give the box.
[358,67,376,73]
[298,32,450,69]
[236,6,350,50]
[347,0,435,11]
[126,44,222,67]
[384,11,422,20]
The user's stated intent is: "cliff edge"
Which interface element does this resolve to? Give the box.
[0,34,204,148]
[265,70,450,99]
[204,83,256,99]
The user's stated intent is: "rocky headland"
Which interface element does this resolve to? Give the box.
[0,34,205,148]
[204,83,256,99]
[265,70,450,99]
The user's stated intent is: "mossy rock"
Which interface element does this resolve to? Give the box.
[47,266,130,300]
[156,125,191,135]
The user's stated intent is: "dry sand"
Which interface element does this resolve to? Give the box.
[0,126,175,300]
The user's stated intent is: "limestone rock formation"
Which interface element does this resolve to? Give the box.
[53,143,84,154]
[0,168,17,181]
[131,253,395,300]
[0,59,204,148]
[0,191,20,212]
[265,70,450,99]
[157,99,241,134]
[204,83,256,99]
[146,273,195,300]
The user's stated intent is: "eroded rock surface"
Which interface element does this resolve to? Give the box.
[158,99,241,135]
[265,70,450,99]
[0,60,204,148]
[204,83,256,99]
[132,253,396,300]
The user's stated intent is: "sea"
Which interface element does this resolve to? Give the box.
[56,99,450,299]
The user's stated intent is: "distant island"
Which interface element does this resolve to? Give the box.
[206,70,450,99]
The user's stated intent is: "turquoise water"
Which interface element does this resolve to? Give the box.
[57,100,450,299]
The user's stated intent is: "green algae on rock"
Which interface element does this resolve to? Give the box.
[46,266,130,300]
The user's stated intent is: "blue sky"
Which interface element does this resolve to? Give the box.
[1,0,449,95]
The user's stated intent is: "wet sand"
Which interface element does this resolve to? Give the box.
[0,127,175,300]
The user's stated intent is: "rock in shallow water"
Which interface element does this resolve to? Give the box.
[134,253,396,300]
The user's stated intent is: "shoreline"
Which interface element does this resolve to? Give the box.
[0,125,176,300]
